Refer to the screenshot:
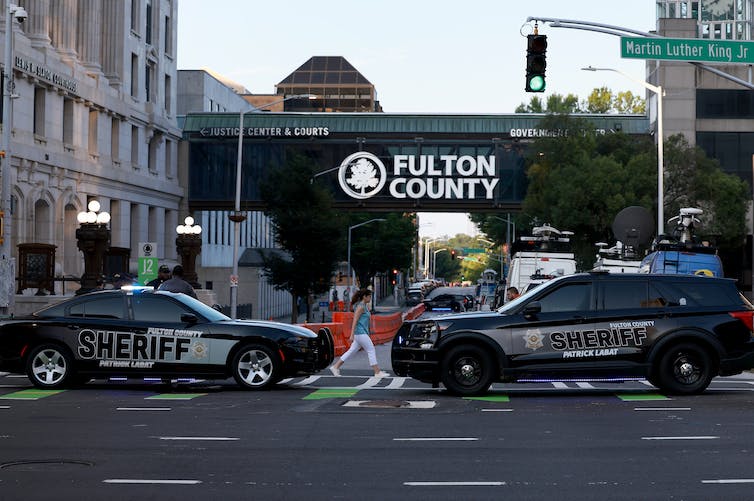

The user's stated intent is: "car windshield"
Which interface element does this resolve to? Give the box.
[156,291,230,322]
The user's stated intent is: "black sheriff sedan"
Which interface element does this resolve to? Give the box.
[0,287,334,390]
[392,272,754,395]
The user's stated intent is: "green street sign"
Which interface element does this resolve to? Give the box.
[138,257,158,285]
[621,36,754,64]
[462,247,485,254]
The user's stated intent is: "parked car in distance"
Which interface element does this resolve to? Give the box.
[393,272,754,396]
[406,288,424,306]
[422,286,474,312]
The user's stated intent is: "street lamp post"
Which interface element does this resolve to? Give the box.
[176,216,202,289]
[492,214,515,277]
[347,218,385,290]
[582,66,664,236]
[75,200,111,295]
[229,94,316,319]
[432,248,447,279]
[422,237,442,279]
[0,3,27,313]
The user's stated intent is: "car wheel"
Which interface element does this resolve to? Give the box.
[26,344,75,389]
[655,343,715,395]
[231,344,280,390]
[441,345,494,396]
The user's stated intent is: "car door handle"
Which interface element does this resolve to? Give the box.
[67,324,80,330]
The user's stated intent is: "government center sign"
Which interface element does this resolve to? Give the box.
[184,112,649,212]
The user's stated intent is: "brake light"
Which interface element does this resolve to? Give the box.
[729,311,754,332]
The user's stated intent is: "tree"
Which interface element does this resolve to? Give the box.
[515,93,580,113]
[584,86,612,113]
[516,88,646,115]
[350,212,416,290]
[613,90,646,114]
[259,152,344,322]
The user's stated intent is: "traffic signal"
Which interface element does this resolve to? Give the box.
[450,249,456,260]
[525,34,547,92]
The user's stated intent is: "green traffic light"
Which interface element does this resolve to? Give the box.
[528,75,545,92]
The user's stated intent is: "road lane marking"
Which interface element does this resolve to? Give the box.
[634,407,691,411]
[481,409,514,412]
[385,377,408,389]
[303,388,359,400]
[0,389,65,400]
[158,436,239,441]
[294,376,321,386]
[405,481,505,486]
[463,395,510,402]
[552,382,569,389]
[104,479,202,485]
[575,382,595,388]
[117,407,172,411]
[618,393,669,401]
[702,479,754,484]
[146,393,206,400]
[278,378,293,384]
[394,438,478,441]
[0,405,10,409]
[641,436,718,440]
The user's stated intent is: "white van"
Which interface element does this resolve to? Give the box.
[505,224,577,296]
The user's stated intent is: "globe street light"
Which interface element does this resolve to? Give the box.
[229,94,317,319]
[0,3,28,313]
[347,218,386,289]
[76,200,111,294]
[582,66,664,236]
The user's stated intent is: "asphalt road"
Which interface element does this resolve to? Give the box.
[3,342,754,500]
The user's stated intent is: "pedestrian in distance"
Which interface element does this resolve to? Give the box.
[146,264,171,288]
[328,288,389,378]
[158,265,198,299]
[506,286,520,302]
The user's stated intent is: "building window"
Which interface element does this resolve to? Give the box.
[131,125,139,168]
[164,16,172,55]
[164,74,171,113]
[148,132,160,173]
[165,139,173,178]
[33,87,45,136]
[131,53,139,98]
[88,109,98,155]
[62,98,73,145]
[111,117,120,161]
[145,0,153,45]
[145,62,156,103]
[130,0,139,32]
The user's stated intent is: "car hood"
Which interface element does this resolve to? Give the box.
[219,319,318,338]
[429,310,501,320]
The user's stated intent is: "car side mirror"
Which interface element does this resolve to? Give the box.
[181,313,198,325]
[523,301,541,319]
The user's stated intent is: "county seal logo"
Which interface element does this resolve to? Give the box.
[338,152,387,199]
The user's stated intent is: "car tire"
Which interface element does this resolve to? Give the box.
[654,342,715,395]
[441,344,494,396]
[26,344,75,389]
[231,343,281,390]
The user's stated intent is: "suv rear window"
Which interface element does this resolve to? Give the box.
[652,280,742,307]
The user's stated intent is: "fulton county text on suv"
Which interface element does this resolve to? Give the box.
[391,272,754,396]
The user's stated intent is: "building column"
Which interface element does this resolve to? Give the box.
[76,0,102,74]
[101,0,124,86]
[21,0,51,49]
[50,0,77,63]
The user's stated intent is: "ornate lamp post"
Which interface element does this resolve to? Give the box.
[176,216,202,289]
[76,200,110,294]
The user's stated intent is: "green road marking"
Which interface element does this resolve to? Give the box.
[618,393,669,401]
[463,395,511,402]
[304,388,359,400]
[0,389,66,400]
[146,393,207,400]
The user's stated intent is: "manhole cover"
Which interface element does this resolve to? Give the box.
[343,400,437,409]
[358,399,411,408]
[0,459,94,471]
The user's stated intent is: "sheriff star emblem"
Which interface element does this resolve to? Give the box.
[524,330,544,350]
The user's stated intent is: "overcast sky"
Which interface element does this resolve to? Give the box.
[177,0,657,238]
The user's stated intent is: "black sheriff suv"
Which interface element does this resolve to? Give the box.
[391,272,754,395]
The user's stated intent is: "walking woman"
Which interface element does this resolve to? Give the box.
[329,288,389,378]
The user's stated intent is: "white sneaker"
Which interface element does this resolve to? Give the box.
[374,371,390,378]
[329,365,341,377]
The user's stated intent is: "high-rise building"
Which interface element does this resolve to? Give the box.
[3,0,181,304]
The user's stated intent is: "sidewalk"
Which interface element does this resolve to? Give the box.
[273,292,406,324]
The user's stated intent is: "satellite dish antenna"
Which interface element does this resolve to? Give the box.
[612,206,654,248]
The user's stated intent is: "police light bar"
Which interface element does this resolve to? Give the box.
[121,285,155,294]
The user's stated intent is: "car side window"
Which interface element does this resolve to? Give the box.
[537,283,591,313]
[131,295,193,323]
[602,281,657,310]
[653,280,741,307]
[68,296,125,319]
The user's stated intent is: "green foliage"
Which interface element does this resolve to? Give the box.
[585,86,612,113]
[259,152,344,321]
[516,88,646,114]
[515,93,579,113]
[350,212,416,288]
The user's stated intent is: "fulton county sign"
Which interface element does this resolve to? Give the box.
[621,36,754,64]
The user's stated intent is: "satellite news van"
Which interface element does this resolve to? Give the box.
[506,224,577,297]
[639,207,723,277]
